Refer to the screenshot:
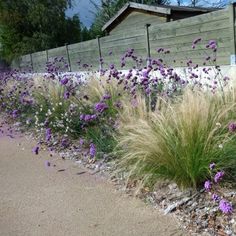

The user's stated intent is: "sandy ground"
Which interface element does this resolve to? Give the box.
[0,125,185,236]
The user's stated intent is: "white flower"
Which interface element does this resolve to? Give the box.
[219,144,223,149]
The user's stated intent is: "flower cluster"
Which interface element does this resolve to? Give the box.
[94,102,108,113]
[80,114,97,122]
[89,143,96,157]
[204,163,233,214]
[206,40,217,52]
[228,122,236,132]
[192,37,202,49]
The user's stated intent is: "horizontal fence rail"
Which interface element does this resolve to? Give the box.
[11,4,236,72]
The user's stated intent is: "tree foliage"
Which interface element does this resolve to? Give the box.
[0,0,81,62]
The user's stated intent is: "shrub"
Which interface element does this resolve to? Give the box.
[77,77,129,155]
[116,89,236,189]
[33,75,83,137]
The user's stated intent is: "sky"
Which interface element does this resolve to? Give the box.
[66,0,232,28]
[66,0,101,28]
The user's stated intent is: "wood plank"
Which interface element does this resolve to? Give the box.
[68,39,97,50]
[100,37,145,48]
[150,28,230,44]
[150,23,229,40]
[229,3,236,60]
[151,8,229,31]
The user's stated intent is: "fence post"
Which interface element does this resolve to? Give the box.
[229,3,236,65]
[145,24,151,66]
[65,44,72,72]
[145,24,151,112]
[46,49,49,62]
[97,36,103,71]
[30,53,34,72]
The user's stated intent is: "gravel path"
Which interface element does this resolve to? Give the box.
[0,127,185,236]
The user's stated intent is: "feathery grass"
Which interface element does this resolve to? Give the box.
[116,89,236,189]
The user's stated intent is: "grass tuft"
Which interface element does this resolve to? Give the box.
[116,89,236,189]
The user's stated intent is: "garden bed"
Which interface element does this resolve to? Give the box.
[1,39,236,235]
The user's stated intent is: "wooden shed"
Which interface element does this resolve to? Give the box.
[102,2,219,35]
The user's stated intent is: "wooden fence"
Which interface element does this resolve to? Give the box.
[11,3,236,72]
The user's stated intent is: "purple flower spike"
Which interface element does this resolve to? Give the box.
[94,102,108,113]
[89,143,96,157]
[209,163,216,170]
[212,193,220,202]
[79,138,84,146]
[103,93,111,100]
[61,78,69,85]
[228,122,236,132]
[64,91,70,99]
[12,110,19,119]
[193,37,202,45]
[80,114,85,120]
[32,146,39,155]
[214,171,224,183]
[46,128,52,142]
[204,180,212,191]
[219,199,233,214]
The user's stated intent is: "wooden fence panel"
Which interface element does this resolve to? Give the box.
[149,8,231,66]
[11,5,236,71]
[68,39,100,71]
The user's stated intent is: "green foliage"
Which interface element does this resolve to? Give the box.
[32,77,83,137]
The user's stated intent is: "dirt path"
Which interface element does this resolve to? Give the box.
[0,125,185,236]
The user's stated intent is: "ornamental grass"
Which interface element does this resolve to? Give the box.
[116,88,236,189]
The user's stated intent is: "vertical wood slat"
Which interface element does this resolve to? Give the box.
[145,24,151,66]
[229,3,236,65]
[65,44,71,72]
[97,37,103,70]
[30,53,34,71]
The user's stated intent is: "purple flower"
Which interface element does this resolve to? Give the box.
[12,110,19,119]
[84,115,91,122]
[32,146,39,155]
[228,122,236,132]
[219,199,233,214]
[192,37,202,45]
[46,128,52,142]
[94,102,108,113]
[64,91,70,99]
[115,101,122,109]
[103,93,111,100]
[209,163,216,170]
[80,114,85,120]
[204,180,212,191]
[89,143,96,157]
[214,171,224,183]
[212,193,220,202]
[91,114,97,120]
[61,78,69,85]
[61,138,69,148]
[79,138,84,146]
[157,48,164,53]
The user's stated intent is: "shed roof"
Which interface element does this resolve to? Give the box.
[102,2,219,32]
